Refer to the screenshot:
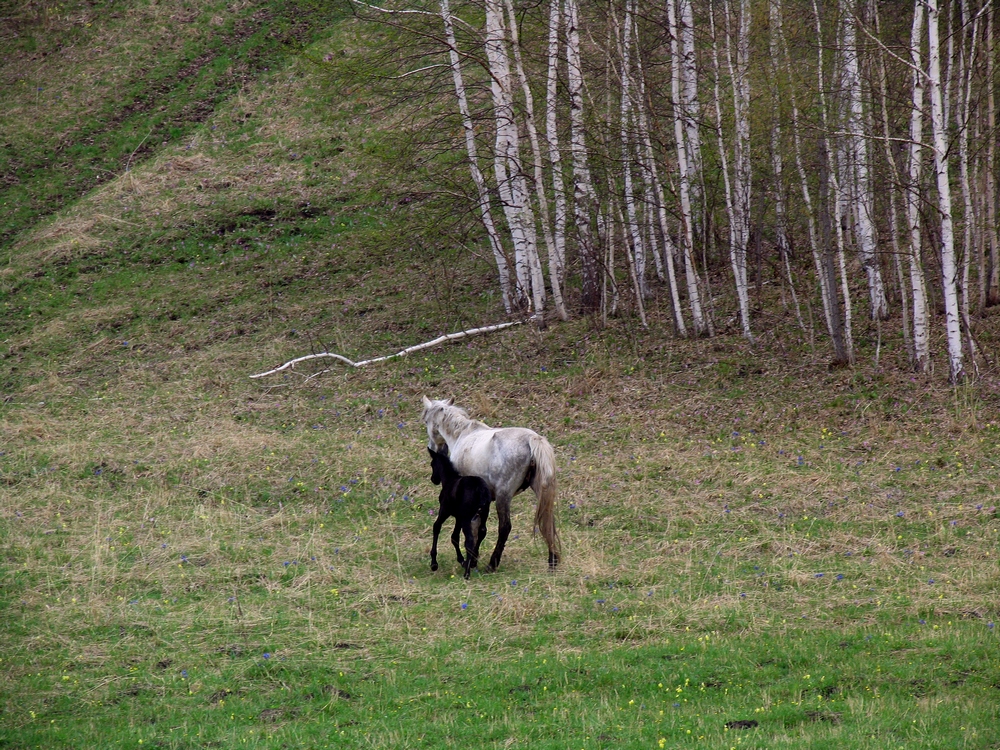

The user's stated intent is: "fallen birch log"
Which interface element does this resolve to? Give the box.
[249,320,524,379]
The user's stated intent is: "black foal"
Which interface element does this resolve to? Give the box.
[428,448,493,579]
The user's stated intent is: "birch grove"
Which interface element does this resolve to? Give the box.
[356,0,1000,378]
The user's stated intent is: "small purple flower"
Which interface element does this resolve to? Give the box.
[836,574,844,580]
[181,670,188,678]
[928,579,935,585]
[461,603,468,610]
[896,511,905,517]
[815,573,824,578]
[988,622,995,629]
[596,599,606,605]
[263,653,271,660]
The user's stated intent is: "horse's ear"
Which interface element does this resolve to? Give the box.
[445,397,454,406]
[422,395,432,408]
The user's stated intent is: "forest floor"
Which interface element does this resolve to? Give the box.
[2,2,1000,748]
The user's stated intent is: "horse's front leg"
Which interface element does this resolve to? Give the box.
[486,496,512,573]
[430,508,448,572]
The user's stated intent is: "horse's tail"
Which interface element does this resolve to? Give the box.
[529,434,561,566]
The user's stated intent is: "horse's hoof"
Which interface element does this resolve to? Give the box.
[484,563,497,573]
[431,562,438,571]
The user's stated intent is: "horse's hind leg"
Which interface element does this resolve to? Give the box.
[486,496,512,573]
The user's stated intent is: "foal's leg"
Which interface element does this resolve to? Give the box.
[471,509,489,568]
[486,494,512,573]
[450,522,465,565]
[431,507,448,571]
[461,517,480,579]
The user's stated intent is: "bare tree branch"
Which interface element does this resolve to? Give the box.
[249,320,525,379]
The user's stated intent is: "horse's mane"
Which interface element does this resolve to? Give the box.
[439,403,489,437]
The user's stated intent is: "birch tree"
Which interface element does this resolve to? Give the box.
[484,0,546,319]
[618,0,648,305]
[987,4,1000,306]
[905,0,930,373]
[840,0,888,320]
[814,0,853,364]
[565,0,600,312]
[724,0,753,341]
[927,0,965,382]
[679,0,703,238]
[544,0,570,312]
[504,0,568,320]
[633,34,698,335]
[440,0,514,313]
[955,0,980,365]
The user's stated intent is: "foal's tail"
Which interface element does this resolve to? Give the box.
[529,434,561,566]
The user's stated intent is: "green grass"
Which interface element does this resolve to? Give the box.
[3,2,1000,748]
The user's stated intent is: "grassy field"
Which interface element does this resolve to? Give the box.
[3,2,1000,748]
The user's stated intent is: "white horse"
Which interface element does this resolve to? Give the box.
[421,397,560,570]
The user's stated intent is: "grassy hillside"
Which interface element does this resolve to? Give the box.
[3,2,1000,748]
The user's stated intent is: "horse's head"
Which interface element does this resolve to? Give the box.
[421,396,453,452]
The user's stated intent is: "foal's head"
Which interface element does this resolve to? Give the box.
[428,447,454,487]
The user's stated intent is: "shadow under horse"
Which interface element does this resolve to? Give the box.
[428,447,494,579]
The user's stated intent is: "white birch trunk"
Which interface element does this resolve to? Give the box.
[633,39,695,335]
[544,0,569,304]
[872,0,910,356]
[987,5,999,306]
[841,0,888,320]
[619,0,647,302]
[906,0,930,373]
[776,0,833,340]
[724,0,753,340]
[485,0,535,313]
[956,0,980,364]
[927,0,965,382]
[565,0,600,311]
[814,0,854,363]
[440,0,513,313]
[504,0,567,320]
[679,0,702,210]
